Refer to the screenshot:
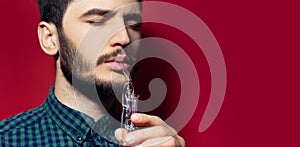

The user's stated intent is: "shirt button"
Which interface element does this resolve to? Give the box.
[76,135,83,141]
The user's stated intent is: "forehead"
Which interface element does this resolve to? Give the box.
[67,0,139,14]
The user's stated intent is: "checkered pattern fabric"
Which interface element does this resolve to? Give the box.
[0,87,121,147]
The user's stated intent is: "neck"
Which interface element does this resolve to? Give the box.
[54,63,113,121]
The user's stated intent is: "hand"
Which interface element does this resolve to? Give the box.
[115,113,185,147]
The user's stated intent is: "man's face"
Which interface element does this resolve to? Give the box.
[58,0,141,97]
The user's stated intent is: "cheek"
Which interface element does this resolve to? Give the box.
[66,31,88,48]
[130,38,141,55]
[128,30,141,41]
[128,30,141,54]
[63,21,91,48]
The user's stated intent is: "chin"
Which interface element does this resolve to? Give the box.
[95,70,126,85]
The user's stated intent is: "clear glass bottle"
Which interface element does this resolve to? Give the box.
[120,72,139,144]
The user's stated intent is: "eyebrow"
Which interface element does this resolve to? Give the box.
[80,8,114,18]
[124,13,142,22]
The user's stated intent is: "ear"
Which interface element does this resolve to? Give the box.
[37,21,59,55]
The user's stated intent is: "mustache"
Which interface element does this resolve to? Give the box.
[96,49,136,66]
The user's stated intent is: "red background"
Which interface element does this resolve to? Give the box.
[1,0,300,146]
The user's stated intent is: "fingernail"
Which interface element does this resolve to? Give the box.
[135,144,142,147]
[132,114,141,122]
[125,134,134,143]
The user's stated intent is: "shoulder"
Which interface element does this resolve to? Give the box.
[0,104,46,135]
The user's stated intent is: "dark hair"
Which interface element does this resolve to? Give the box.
[38,0,73,29]
[38,0,143,29]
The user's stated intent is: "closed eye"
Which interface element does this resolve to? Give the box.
[86,19,105,26]
[124,13,142,30]
[126,21,142,30]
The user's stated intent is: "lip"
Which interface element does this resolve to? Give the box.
[104,61,130,71]
[104,55,131,71]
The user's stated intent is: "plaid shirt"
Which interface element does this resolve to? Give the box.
[0,87,121,147]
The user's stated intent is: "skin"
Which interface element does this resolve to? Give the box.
[37,0,185,146]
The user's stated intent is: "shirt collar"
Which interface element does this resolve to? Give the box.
[44,86,119,144]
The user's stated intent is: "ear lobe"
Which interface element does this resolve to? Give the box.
[38,21,59,55]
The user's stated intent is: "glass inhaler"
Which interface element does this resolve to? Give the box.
[121,71,138,132]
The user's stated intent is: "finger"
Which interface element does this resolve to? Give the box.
[114,128,130,146]
[124,126,177,145]
[114,128,122,143]
[174,135,186,147]
[131,113,164,126]
[135,136,179,147]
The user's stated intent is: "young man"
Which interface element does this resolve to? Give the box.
[0,0,185,146]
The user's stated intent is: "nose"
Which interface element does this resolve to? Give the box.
[109,26,130,47]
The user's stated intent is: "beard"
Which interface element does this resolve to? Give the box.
[57,28,124,101]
